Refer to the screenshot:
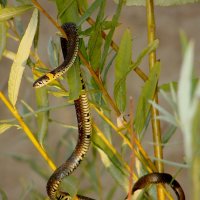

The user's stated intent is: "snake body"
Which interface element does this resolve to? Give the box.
[33,23,79,88]
[33,23,93,200]
[33,23,185,200]
[129,172,185,200]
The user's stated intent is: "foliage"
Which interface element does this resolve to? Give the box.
[0,0,200,200]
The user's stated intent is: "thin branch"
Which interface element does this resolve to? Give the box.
[146,0,165,199]
[0,92,56,171]
[31,0,121,117]
[78,7,148,82]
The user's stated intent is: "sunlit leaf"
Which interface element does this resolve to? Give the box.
[134,62,160,134]
[114,29,132,112]
[92,125,130,191]
[0,5,33,21]
[114,39,159,113]
[0,21,6,60]
[0,123,19,134]
[8,9,38,106]
[88,25,103,71]
[56,0,79,24]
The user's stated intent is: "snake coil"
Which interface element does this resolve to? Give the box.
[33,23,185,200]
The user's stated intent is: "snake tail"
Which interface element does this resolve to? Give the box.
[127,172,185,200]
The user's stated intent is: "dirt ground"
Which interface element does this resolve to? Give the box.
[0,1,200,199]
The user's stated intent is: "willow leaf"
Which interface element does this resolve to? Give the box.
[56,0,81,100]
[67,60,82,100]
[0,21,6,60]
[0,187,7,200]
[0,5,33,21]
[56,0,79,24]
[114,29,132,112]
[78,0,103,26]
[35,87,49,146]
[114,39,159,112]
[0,123,19,134]
[88,25,103,71]
[134,62,160,134]
[92,125,130,191]
[8,9,38,106]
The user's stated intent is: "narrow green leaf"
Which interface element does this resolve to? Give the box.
[114,29,132,112]
[88,25,103,71]
[35,87,49,146]
[0,21,6,60]
[114,40,159,112]
[100,0,123,71]
[33,11,40,49]
[48,37,60,67]
[192,102,200,199]
[134,62,160,134]
[78,0,103,26]
[67,60,82,100]
[0,5,33,21]
[92,126,130,191]
[56,0,79,23]
[0,123,18,134]
[162,125,177,144]
[56,0,81,100]
[97,148,129,191]
[8,9,38,106]
[0,187,7,200]
[159,81,178,92]
[114,0,200,6]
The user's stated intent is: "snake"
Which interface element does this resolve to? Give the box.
[127,172,185,200]
[33,23,185,200]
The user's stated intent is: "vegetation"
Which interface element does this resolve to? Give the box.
[0,0,200,199]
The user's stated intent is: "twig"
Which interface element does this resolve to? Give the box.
[0,92,56,171]
[146,0,165,199]
[31,0,121,117]
[78,7,148,82]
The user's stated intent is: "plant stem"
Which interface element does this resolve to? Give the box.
[0,92,56,171]
[31,0,121,117]
[146,1,165,199]
[78,7,148,82]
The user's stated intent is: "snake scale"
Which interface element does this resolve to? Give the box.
[33,23,185,200]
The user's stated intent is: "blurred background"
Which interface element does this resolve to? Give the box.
[0,0,200,199]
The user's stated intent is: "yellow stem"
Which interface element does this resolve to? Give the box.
[146,0,165,199]
[0,92,56,171]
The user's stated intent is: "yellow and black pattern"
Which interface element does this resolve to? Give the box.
[33,23,93,200]
[33,23,185,200]
[33,23,79,88]
[127,173,185,200]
